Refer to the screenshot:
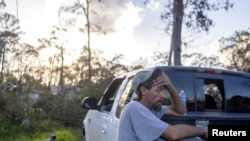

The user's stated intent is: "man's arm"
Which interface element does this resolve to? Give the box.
[162,124,208,141]
[165,82,187,115]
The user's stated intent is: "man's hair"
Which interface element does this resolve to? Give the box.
[135,69,163,101]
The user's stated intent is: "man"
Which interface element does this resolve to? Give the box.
[117,68,208,141]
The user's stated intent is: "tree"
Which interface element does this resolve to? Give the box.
[130,57,149,70]
[158,0,234,66]
[0,0,5,8]
[182,53,225,68]
[15,43,40,84]
[59,0,107,83]
[37,26,68,91]
[219,29,250,72]
[152,51,169,65]
[0,13,20,83]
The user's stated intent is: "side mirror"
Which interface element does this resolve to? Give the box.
[82,97,97,109]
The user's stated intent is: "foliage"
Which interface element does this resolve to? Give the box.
[0,12,21,83]
[161,0,234,34]
[1,2,250,140]
[146,0,234,65]
[131,57,149,69]
[0,0,6,8]
[32,91,58,118]
[54,130,77,141]
[0,38,128,131]
[0,115,82,141]
[0,114,22,137]
[182,53,225,68]
[219,29,250,72]
[152,51,169,65]
[6,76,22,85]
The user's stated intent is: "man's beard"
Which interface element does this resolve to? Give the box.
[152,103,162,112]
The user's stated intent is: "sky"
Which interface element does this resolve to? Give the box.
[3,0,250,66]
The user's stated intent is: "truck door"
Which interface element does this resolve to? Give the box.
[86,78,124,141]
[106,77,134,141]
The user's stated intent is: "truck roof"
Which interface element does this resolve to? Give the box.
[125,65,250,78]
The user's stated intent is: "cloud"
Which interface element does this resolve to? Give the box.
[85,1,144,65]
[51,0,145,65]
[146,0,160,11]
[62,0,143,33]
[4,0,147,65]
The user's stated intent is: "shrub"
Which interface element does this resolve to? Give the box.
[54,130,78,141]
[0,115,82,141]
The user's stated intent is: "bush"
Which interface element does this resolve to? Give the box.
[0,115,82,141]
[0,114,24,137]
[54,130,77,141]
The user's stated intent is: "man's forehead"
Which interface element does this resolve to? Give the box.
[153,84,165,89]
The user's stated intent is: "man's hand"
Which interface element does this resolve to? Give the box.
[201,127,208,140]
[153,73,172,88]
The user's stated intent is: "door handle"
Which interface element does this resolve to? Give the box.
[102,129,106,134]
[102,125,107,134]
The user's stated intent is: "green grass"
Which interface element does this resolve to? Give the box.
[0,115,83,141]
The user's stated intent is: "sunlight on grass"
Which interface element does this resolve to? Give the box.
[0,115,82,141]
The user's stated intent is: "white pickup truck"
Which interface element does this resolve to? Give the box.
[82,66,250,141]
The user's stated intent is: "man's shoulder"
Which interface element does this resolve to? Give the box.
[125,101,140,108]
[123,101,145,111]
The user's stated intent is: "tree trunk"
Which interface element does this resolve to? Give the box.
[0,41,3,83]
[0,44,6,83]
[170,0,183,66]
[77,0,92,82]
[59,46,64,90]
[168,47,172,66]
[86,1,92,82]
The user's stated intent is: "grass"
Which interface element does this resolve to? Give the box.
[0,115,83,141]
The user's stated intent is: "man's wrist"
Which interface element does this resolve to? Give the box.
[201,127,208,138]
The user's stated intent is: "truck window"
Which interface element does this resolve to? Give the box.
[116,77,133,118]
[225,76,250,113]
[98,78,124,113]
[196,78,225,111]
[204,82,223,110]
[164,71,195,111]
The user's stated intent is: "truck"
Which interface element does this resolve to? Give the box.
[82,66,250,141]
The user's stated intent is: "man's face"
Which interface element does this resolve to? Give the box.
[144,84,166,111]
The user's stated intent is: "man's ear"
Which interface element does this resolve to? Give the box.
[140,86,148,96]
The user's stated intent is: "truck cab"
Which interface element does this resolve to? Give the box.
[82,66,250,141]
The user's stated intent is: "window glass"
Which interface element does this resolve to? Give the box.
[225,76,250,113]
[116,78,133,118]
[99,78,124,113]
[204,83,223,110]
[195,78,205,111]
[195,78,225,111]
[164,71,195,111]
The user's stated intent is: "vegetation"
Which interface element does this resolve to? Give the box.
[0,0,249,140]
[146,0,234,65]
[0,114,82,141]
[219,29,250,72]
